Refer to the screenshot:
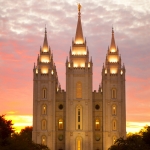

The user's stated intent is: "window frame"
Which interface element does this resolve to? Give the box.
[76,105,82,130]
[58,119,63,130]
[41,135,47,145]
[42,104,47,115]
[41,119,47,130]
[111,88,117,99]
[76,82,82,99]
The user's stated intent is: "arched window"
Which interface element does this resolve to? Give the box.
[112,88,117,99]
[76,136,82,150]
[41,119,47,130]
[41,135,47,145]
[76,82,82,98]
[58,119,63,129]
[112,105,116,115]
[112,136,117,144]
[76,105,82,130]
[95,119,100,130]
[112,120,117,130]
[42,88,47,99]
[42,104,47,115]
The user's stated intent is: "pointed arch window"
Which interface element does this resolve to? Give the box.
[76,137,82,150]
[76,82,82,98]
[76,106,82,130]
[95,119,100,130]
[112,88,117,99]
[112,120,117,130]
[58,119,63,130]
[41,135,47,145]
[42,104,47,115]
[41,119,47,130]
[42,88,47,99]
[112,136,117,144]
[112,105,117,115]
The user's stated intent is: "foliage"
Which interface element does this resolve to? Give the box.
[108,126,150,150]
[0,115,14,146]
[0,116,49,150]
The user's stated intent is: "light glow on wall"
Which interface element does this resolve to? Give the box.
[36,68,38,74]
[74,63,78,67]
[51,70,54,75]
[110,48,116,52]
[40,56,50,63]
[68,63,70,67]
[109,58,118,63]
[80,63,85,67]
[88,63,90,68]
[41,68,48,74]
[110,68,117,74]
[108,55,118,63]
[105,69,107,74]
[43,48,48,52]
[72,51,87,55]
[121,70,123,75]
[75,40,83,44]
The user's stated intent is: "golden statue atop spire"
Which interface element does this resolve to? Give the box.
[78,3,81,12]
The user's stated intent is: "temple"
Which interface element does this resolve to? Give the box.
[32,4,126,150]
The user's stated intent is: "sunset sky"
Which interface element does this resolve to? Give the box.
[0,0,150,133]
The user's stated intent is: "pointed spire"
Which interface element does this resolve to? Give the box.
[110,27,116,52]
[74,3,84,44]
[34,63,35,69]
[90,56,92,63]
[66,57,68,63]
[43,27,48,52]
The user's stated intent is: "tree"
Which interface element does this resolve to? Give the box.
[6,126,49,150]
[108,126,150,150]
[0,115,14,146]
[0,116,49,150]
[141,126,150,147]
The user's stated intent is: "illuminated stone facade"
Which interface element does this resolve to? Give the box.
[32,6,126,150]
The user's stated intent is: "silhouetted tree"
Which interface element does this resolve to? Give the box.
[108,126,150,150]
[0,116,49,150]
[0,115,14,146]
[141,126,150,147]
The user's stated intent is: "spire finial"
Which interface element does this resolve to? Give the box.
[42,26,48,52]
[74,3,84,44]
[112,26,114,35]
[78,3,81,13]
[45,25,47,34]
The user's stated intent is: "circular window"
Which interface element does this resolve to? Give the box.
[95,104,100,110]
[58,134,63,141]
[95,135,100,141]
[59,104,63,110]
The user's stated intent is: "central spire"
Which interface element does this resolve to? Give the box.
[42,27,48,52]
[74,3,84,44]
[110,27,117,52]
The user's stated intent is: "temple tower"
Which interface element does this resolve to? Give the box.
[65,4,93,150]
[102,28,126,150]
[32,28,60,149]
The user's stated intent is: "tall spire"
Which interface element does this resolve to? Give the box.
[43,27,48,52]
[110,27,116,52]
[74,3,84,44]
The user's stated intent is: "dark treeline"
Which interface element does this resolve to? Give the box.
[1,114,150,150]
[0,115,49,150]
[109,126,150,150]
